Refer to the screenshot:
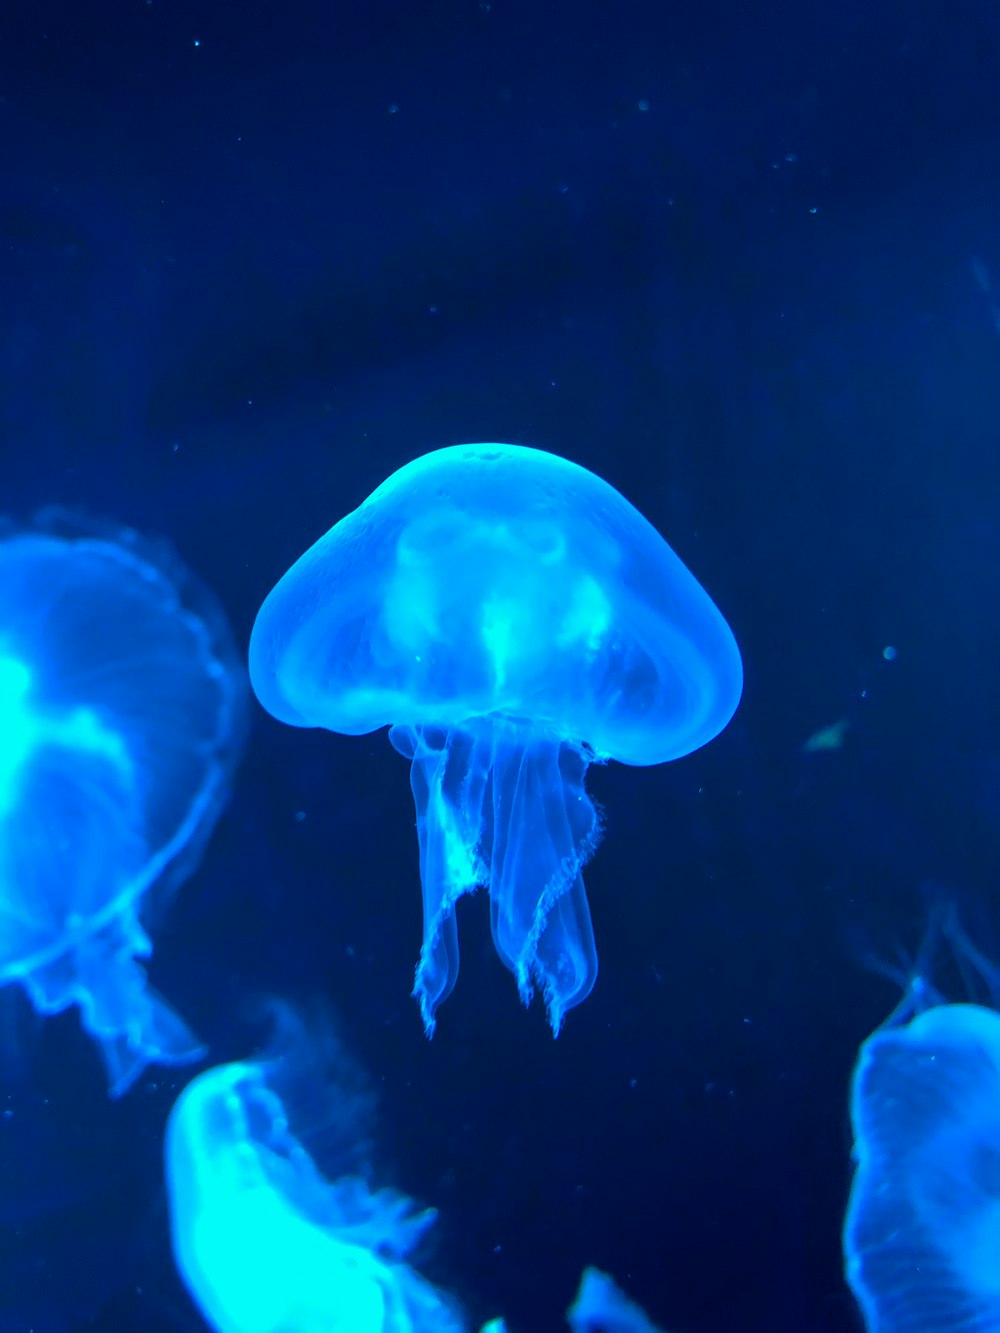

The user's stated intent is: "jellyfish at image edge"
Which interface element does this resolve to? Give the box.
[250,444,742,1034]
[567,1268,666,1332]
[0,512,244,1095]
[480,1267,666,1333]
[165,1024,466,1332]
[843,926,1000,1331]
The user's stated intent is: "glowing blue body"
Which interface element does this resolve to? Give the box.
[166,1058,465,1333]
[250,444,742,1033]
[567,1268,665,1333]
[0,518,243,1095]
[844,1000,1000,1331]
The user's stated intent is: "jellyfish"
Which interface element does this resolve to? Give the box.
[843,922,1000,1331]
[481,1268,665,1333]
[250,443,741,1034]
[165,1017,466,1332]
[0,512,244,1095]
[567,1268,666,1333]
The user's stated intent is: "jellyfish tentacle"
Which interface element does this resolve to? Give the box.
[392,724,488,1034]
[488,725,601,1032]
[23,911,206,1096]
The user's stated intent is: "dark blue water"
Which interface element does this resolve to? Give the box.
[1,1,999,1329]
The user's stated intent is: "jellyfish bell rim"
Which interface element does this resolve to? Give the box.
[864,1000,1000,1068]
[249,441,743,765]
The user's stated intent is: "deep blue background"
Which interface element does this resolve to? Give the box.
[1,1,999,1330]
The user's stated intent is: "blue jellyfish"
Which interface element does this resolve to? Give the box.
[567,1268,665,1333]
[482,1268,665,1333]
[843,929,1000,1331]
[250,444,741,1034]
[0,513,244,1095]
[165,1026,466,1332]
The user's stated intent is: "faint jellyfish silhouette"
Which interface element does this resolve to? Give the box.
[567,1268,666,1333]
[843,912,1000,1331]
[250,443,741,1034]
[482,1267,665,1333]
[165,1007,467,1333]
[0,512,245,1095]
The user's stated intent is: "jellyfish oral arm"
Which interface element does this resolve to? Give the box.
[392,718,601,1036]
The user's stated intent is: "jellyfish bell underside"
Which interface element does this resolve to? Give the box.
[0,519,244,1095]
[166,1060,465,1333]
[250,444,742,1036]
[844,1001,1000,1331]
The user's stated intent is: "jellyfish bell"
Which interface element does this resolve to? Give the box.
[165,1010,467,1333]
[250,444,742,1035]
[167,1060,392,1333]
[251,444,741,760]
[0,509,246,1095]
[843,908,1000,1331]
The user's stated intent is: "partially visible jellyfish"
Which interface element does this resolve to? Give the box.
[250,444,741,1034]
[481,1268,666,1333]
[0,512,244,1095]
[165,1011,466,1333]
[567,1268,666,1333]
[843,913,1000,1331]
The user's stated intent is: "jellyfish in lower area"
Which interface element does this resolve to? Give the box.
[165,1017,466,1333]
[843,923,1000,1331]
[481,1268,665,1333]
[567,1269,665,1333]
[0,512,244,1095]
[250,443,741,1034]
